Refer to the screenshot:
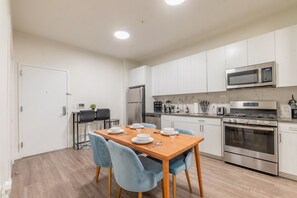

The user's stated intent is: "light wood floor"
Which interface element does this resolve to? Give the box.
[11,148,297,198]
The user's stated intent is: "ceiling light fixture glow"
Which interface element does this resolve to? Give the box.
[165,0,185,6]
[114,31,130,40]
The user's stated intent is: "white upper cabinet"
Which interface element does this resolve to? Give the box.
[158,63,167,95]
[128,66,146,87]
[166,60,179,95]
[226,40,248,69]
[152,65,159,96]
[177,56,192,94]
[275,25,297,87]
[158,61,178,95]
[248,32,275,65]
[207,46,226,92]
[191,52,207,93]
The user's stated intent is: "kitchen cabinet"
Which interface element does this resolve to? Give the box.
[226,40,248,69]
[191,52,207,93]
[152,66,159,96]
[177,56,192,94]
[247,32,275,65]
[177,52,207,94]
[161,115,222,157]
[128,66,145,87]
[275,24,297,87]
[207,46,226,92]
[278,122,297,180]
[128,66,153,112]
[157,61,178,95]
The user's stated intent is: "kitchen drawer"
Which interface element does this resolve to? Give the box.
[161,115,186,122]
[278,123,297,133]
[196,117,221,126]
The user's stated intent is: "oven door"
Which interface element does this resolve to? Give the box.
[224,123,277,162]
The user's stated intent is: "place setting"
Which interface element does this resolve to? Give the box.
[107,126,129,135]
[129,123,145,129]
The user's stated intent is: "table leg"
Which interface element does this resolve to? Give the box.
[194,144,204,197]
[162,159,170,198]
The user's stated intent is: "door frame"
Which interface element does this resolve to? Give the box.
[18,63,70,158]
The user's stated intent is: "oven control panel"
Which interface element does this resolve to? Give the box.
[223,118,277,127]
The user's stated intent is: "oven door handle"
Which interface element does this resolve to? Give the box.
[224,123,275,131]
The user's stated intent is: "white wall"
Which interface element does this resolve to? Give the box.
[143,6,297,65]
[13,31,138,156]
[0,0,13,196]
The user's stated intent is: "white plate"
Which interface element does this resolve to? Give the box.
[107,129,124,134]
[160,130,179,136]
[129,125,144,129]
[131,137,154,144]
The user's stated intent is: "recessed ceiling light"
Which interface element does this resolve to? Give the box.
[114,31,130,40]
[165,0,185,6]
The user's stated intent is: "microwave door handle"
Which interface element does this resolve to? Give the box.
[258,68,262,83]
[224,123,275,132]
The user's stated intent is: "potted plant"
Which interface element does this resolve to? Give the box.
[90,104,96,111]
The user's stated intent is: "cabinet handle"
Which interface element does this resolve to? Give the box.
[279,133,282,143]
[202,125,204,132]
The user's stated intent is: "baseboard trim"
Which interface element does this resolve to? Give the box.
[1,179,12,198]
[279,172,297,181]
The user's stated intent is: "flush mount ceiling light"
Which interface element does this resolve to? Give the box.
[165,0,185,6]
[114,31,130,40]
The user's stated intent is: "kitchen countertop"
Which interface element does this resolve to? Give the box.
[146,112,223,119]
[277,118,297,123]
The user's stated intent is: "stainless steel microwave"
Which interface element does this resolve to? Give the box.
[226,61,276,90]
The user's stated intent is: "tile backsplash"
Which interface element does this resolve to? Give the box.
[153,86,297,117]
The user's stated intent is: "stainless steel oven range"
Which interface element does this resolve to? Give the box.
[223,101,278,175]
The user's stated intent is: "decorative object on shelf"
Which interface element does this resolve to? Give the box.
[90,104,96,111]
[200,100,209,113]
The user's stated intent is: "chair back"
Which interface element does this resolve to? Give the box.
[141,123,157,129]
[174,128,194,168]
[79,110,95,123]
[88,132,112,167]
[96,109,110,120]
[108,140,155,192]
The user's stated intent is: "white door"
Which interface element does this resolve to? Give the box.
[20,65,68,157]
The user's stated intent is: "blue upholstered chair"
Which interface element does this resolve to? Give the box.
[141,123,157,129]
[88,132,113,196]
[171,128,195,198]
[108,140,163,198]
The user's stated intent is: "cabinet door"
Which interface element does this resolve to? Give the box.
[226,40,248,69]
[174,121,204,152]
[178,56,192,94]
[279,132,297,176]
[152,66,159,96]
[128,67,145,87]
[191,52,207,93]
[275,25,297,87]
[158,63,167,95]
[248,32,275,65]
[166,60,178,95]
[202,124,222,157]
[207,46,226,92]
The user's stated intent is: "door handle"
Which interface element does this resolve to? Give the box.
[62,106,67,116]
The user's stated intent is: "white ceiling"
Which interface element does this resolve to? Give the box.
[11,0,297,62]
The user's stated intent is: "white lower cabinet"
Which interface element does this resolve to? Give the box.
[161,115,222,157]
[278,122,297,180]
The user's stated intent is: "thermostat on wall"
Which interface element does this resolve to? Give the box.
[77,103,86,109]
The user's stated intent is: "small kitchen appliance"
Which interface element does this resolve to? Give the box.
[217,107,225,115]
[154,101,162,112]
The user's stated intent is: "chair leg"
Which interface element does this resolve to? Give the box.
[96,166,101,182]
[185,169,193,193]
[161,179,164,198]
[138,192,142,198]
[172,175,176,198]
[116,187,122,198]
[108,167,112,196]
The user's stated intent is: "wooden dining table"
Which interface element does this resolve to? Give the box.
[95,127,204,198]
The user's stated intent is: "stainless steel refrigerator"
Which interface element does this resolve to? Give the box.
[127,86,145,124]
